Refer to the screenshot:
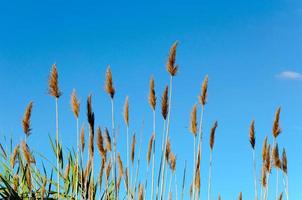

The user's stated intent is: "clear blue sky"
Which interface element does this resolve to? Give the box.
[0,0,302,199]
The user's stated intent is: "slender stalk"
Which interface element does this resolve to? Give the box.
[55,97,60,199]
[276,169,278,200]
[175,172,178,200]
[181,161,186,200]
[151,110,156,200]
[192,136,196,199]
[126,125,130,199]
[76,117,79,199]
[111,98,118,200]
[160,76,173,199]
[134,125,143,195]
[252,149,258,200]
[282,172,289,200]
[156,120,166,200]
[207,150,213,200]
[167,171,173,200]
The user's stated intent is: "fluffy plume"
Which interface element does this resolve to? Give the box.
[190,104,197,136]
[149,76,156,110]
[278,192,283,200]
[125,167,129,191]
[117,153,124,177]
[48,63,61,98]
[104,128,112,152]
[161,86,169,120]
[147,133,155,165]
[131,133,136,164]
[124,96,129,126]
[272,107,281,138]
[264,144,271,173]
[87,95,95,131]
[10,145,19,168]
[262,136,268,162]
[249,120,256,149]
[88,125,94,159]
[166,41,179,76]
[25,165,32,191]
[282,148,287,174]
[169,152,176,172]
[21,140,31,166]
[165,138,171,163]
[105,66,115,99]
[261,165,267,187]
[273,144,282,169]
[199,75,209,106]
[97,127,106,160]
[195,166,200,191]
[105,161,112,183]
[71,89,80,118]
[80,125,85,153]
[22,101,33,137]
[210,121,218,150]
[99,159,105,188]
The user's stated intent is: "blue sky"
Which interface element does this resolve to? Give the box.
[0,0,302,199]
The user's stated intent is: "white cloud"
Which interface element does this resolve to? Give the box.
[276,70,302,80]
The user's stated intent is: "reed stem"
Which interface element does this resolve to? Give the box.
[207,150,213,200]
[55,97,60,199]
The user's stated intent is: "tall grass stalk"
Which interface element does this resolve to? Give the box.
[207,149,213,200]
[55,97,60,199]
[151,110,156,200]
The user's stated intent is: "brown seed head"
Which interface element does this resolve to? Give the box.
[210,121,218,150]
[165,138,171,163]
[48,63,61,98]
[264,144,271,173]
[21,140,31,165]
[147,133,155,165]
[131,133,136,164]
[124,96,129,126]
[249,120,256,149]
[194,166,200,191]
[261,165,267,187]
[88,125,94,159]
[190,104,197,136]
[199,75,209,106]
[11,144,19,168]
[161,86,169,120]
[25,165,32,191]
[218,194,221,200]
[22,101,33,137]
[104,128,112,152]
[166,41,179,76]
[273,107,282,138]
[125,167,129,190]
[99,159,105,188]
[105,161,112,183]
[282,148,287,174]
[80,125,85,153]
[71,89,80,118]
[149,76,156,110]
[169,152,176,172]
[273,144,282,169]
[105,66,115,99]
[117,153,124,177]
[87,95,95,131]
[262,136,268,162]
[97,127,106,160]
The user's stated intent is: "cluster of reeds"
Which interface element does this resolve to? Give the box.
[0,42,290,200]
[249,107,289,200]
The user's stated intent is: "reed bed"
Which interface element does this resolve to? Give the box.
[0,42,291,200]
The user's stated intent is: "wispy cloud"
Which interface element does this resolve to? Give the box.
[276,70,302,80]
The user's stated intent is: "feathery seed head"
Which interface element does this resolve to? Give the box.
[199,75,209,106]
[131,133,136,164]
[97,127,106,160]
[249,120,256,149]
[124,96,129,126]
[105,66,115,99]
[147,133,155,165]
[262,136,268,162]
[48,63,61,98]
[210,121,218,150]
[282,148,287,174]
[22,101,33,137]
[190,104,198,136]
[11,145,19,168]
[80,125,85,153]
[161,86,169,120]
[87,94,95,131]
[104,128,112,152]
[273,107,282,138]
[71,89,80,118]
[117,153,124,177]
[21,140,31,166]
[273,144,282,169]
[149,76,156,110]
[166,41,179,76]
